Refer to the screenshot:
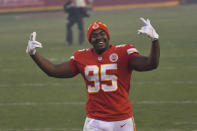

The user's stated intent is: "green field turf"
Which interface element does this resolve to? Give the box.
[0,4,197,131]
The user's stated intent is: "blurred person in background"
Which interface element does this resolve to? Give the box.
[26,18,160,131]
[179,0,197,4]
[63,0,91,45]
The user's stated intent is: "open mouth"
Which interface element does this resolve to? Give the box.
[93,39,107,50]
[93,40,109,54]
[96,42,106,48]
[98,41,104,46]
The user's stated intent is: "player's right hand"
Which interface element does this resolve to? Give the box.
[138,17,159,41]
[26,32,42,55]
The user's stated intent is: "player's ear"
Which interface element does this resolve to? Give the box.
[88,38,93,45]
[89,34,95,44]
[89,40,94,45]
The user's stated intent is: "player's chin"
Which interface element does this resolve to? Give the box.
[95,46,108,53]
[95,43,107,50]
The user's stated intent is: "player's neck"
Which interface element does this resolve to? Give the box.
[94,45,111,55]
[95,50,105,55]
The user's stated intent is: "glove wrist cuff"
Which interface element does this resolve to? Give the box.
[151,38,159,42]
[28,49,36,55]
[151,35,159,41]
[32,50,36,55]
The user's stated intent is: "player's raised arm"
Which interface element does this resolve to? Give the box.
[26,32,75,78]
[130,18,160,71]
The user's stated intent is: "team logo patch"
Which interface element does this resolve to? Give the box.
[92,24,99,29]
[109,53,118,62]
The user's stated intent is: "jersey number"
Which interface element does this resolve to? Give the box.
[85,64,118,93]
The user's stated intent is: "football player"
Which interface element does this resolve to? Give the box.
[26,18,160,131]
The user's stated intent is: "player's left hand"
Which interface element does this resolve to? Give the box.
[138,17,159,41]
[26,32,42,55]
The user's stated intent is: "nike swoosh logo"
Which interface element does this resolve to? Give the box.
[120,123,126,128]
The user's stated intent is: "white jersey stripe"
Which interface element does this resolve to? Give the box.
[127,48,138,55]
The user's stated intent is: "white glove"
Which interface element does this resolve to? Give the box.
[138,17,159,41]
[26,32,42,55]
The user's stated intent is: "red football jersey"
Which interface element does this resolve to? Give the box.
[68,44,139,121]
